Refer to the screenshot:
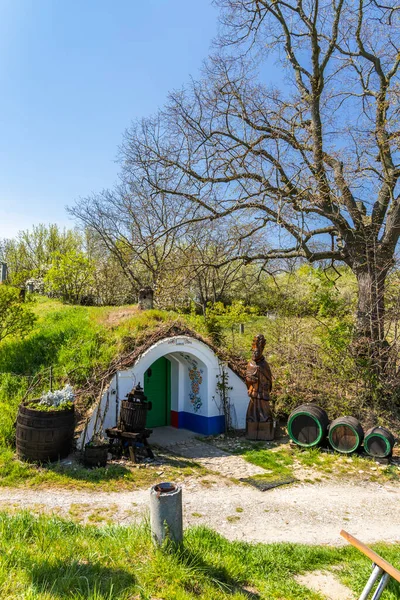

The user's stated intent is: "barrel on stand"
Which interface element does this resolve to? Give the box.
[119,400,151,432]
[364,426,395,458]
[16,403,75,463]
[328,416,364,454]
[288,404,329,447]
[119,383,152,433]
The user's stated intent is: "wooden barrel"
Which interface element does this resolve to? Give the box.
[328,416,364,454]
[288,404,329,447]
[119,400,151,432]
[16,403,75,463]
[364,426,395,458]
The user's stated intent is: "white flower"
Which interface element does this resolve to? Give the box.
[39,385,75,407]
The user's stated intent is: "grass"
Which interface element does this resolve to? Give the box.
[242,447,294,482]
[0,298,205,489]
[0,297,175,384]
[208,436,400,485]
[0,297,281,490]
[226,515,241,523]
[0,296,399,489]
[0,450,207,491]
[0,511,398,599]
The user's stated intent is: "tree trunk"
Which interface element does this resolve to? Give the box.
[353,259,390,371]
[355,267,386,342]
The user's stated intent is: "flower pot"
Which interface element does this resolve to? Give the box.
[16,403,75,463]
[83,444,109,468]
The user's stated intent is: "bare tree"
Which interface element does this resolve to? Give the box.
[180,220,263,313]
[121,0,400,371]
[69,182,196,299]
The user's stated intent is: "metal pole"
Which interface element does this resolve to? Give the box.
[371,573,390,600]
[359,565,383,600]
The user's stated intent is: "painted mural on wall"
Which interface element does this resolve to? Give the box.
[180,353,203,413]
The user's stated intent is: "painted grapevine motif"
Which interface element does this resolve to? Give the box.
[180,354,203,413]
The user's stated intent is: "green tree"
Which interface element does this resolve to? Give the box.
[45,250,95,304]
[0,286,36,343]
[1,224,83,286]
[206,300,258,348]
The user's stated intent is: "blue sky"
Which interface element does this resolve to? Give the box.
[0,0,218,239]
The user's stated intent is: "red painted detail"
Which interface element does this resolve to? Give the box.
[170,410,178,428]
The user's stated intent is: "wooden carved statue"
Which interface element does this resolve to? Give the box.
[245,334,275,441]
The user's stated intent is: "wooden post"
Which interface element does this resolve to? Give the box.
[128,445,137,463]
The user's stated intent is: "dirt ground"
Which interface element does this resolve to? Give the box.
[2,431,398,547]
[295,570,355,600]
[0,476,398,546]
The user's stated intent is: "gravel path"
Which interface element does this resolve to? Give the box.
[0,479,398,546]
[157,438,267,478]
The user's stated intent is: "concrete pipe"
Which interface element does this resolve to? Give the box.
[149,482,183,546]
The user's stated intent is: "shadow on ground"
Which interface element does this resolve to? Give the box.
[47,457,134,483]
[177,548,262,598]
[30,559,136,598]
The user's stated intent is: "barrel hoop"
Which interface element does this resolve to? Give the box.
[288,411,324,447]
[365,433,391,456]
[329,423,360,453]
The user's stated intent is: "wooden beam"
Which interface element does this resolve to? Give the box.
[340,530,400,584]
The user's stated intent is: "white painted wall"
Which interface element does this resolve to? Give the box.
[78,336,248,448]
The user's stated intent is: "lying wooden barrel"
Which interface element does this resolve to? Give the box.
[288,404,329,447]
[364,426,395,458]
[16,403,75,463]
[328,416,364,454]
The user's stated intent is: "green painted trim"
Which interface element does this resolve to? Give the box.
[288,411,324,447]
[364,432,391,457]
[328,423,360,453]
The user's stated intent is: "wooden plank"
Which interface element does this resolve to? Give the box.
[106,428,152,440]
[129,446,137,463]
[340,530,400,583]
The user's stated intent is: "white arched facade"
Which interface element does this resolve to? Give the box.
[79,335,248,447]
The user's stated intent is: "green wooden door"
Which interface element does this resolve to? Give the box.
[144,357,171,428]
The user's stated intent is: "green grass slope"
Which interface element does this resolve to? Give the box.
[0,298,191,488]
[0,296,397,488]
[0,512,399,599]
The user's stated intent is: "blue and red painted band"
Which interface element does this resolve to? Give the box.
[170,411,225,435]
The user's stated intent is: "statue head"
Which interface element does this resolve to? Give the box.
[251,334,266,361]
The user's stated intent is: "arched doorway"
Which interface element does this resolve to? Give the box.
[144,356,171,428]
[79,334,249,448]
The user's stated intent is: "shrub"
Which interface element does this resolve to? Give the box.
[0,286,36,343]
